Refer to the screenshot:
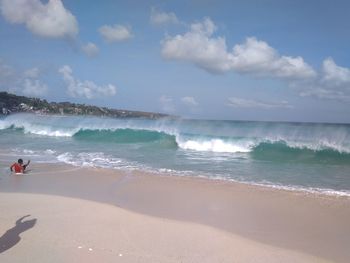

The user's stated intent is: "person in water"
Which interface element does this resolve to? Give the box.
[10,159,30,174]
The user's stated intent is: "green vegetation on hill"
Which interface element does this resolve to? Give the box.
[0,92,171,119]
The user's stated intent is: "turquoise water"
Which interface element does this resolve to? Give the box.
[1,113,350,196]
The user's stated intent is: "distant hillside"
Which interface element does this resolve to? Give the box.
[0,92,171,119]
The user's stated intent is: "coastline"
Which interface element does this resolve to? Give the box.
[1,162,350,262]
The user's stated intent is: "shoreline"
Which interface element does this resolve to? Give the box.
[2,160,349,202]
[148,169,350,198]
[2,153,350,198]
[1,162,350,262]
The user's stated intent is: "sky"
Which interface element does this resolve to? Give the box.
[0,0,350,123]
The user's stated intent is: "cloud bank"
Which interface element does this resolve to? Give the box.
[295,58,350,101]
[162,18,350,102]
[0,0,78,38]
[161,18,316,79]
[59,65,116,99]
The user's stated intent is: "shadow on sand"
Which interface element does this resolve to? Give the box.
[0,215,37,253]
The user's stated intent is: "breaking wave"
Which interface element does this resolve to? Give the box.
[1,113,350,159]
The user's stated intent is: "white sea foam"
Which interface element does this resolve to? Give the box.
[152,167,350,198]
[0,114,78,137]
[44,149,56,154]
[284,140,350,154]
[175,135,350,154]
[245,181,350,198]
[27,128,76,137]
[56,152,141,170]
[176,138,254,153]
[22,149,36,154]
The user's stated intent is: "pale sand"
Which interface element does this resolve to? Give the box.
[0,192,329,263]
[0,162,349,262]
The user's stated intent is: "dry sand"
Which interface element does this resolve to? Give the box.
[0,193,328,263]
[1,162,349,262]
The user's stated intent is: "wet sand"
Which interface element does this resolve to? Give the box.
[0,162,349,262]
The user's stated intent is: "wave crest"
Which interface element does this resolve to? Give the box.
[1,113,350,155]
[177,138,253,153]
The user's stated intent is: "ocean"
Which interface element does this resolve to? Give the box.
[1,113,350,196]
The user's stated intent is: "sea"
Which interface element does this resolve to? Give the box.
[1,113,350,197]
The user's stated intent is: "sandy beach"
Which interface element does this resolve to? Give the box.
[1,162,350,262]
[1,0,350,261]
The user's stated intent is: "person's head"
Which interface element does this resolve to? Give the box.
[18,159,23,164]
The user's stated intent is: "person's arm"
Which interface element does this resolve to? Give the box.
[23,160,30,170]
[10,163,15,172]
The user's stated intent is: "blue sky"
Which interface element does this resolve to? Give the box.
[0,0,349,123]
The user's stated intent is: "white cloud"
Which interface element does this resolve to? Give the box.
[150,7,180,26]
[82,42,99,57]
[0,62,47,96]
[296,58,350,102]
[321,58,350,86]
[299,87,350,101]
[24,67,39,78]
[161,18,350,103]
[227,97,293,109]
[0,0,78,38]
[99,24,133,43]
[159,95,175,113]
[161,18,316,79]
[22,78,48,96]
[0,59,14,86]
[181,96,198,106]
[59,65,116,99]
[22,67,47,96]
[161,18,229,73]
[231,37,316,79]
